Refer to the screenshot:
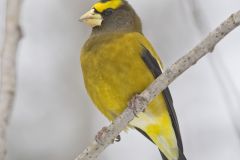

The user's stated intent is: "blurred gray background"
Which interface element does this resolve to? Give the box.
[1,0,240,160]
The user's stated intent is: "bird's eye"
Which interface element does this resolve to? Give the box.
[103,8,114,16]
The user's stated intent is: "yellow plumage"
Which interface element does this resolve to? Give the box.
[80,1,185,159]
[81,32,178,159]
[93,0,123,13]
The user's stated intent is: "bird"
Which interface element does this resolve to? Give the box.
[79,0,186,160]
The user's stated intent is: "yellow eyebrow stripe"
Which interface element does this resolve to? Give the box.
[93,0,123,13]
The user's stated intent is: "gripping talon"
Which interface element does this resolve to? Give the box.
[95,127,108,144]
[115,135,121,142]
[128,94,147,118]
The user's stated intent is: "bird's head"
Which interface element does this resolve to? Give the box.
[80,0,142,34]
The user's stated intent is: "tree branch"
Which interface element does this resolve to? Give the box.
[0,0,22,159]
[75,10,240,160]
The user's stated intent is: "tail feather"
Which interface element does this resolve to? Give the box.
[159,150,168,160]
[159,149,186,160]
[178,151,187,160]
[136,127,187,160]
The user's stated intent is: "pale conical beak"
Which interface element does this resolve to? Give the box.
[79,9,103,28]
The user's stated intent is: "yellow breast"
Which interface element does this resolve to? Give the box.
[81,32,156,120]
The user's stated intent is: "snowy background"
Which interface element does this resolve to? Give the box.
[1,0,240,160]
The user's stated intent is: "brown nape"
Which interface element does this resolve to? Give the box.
[92,1,142,35]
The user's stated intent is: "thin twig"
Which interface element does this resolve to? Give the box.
[75,10,240,160]
[0,0,22,159]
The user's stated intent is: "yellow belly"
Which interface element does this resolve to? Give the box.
[81,32,153,119]
[81,32,178,159]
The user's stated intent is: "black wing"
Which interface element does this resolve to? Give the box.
[140,46,184,153]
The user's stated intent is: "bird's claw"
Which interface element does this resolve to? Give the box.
[95,127,108,145]
[115,135,121,142]
[128,94,148,117]
[128,94,141,118]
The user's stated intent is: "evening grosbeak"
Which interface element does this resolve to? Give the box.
[80,1,186,159]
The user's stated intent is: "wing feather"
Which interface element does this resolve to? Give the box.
[140,46,184,152]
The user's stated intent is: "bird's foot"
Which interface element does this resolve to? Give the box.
[95,127,108,145]
[115,135,121,142]
[128,94,148,118]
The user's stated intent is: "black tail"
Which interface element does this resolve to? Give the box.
[159,151,168,160]
[178,151,187,160]
[160,150,186,160]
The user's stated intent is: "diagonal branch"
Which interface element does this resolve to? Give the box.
[185,0,240,140]
[75,10,240,160]
[0,0,22,159]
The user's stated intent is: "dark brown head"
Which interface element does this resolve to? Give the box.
[80,0,142,34]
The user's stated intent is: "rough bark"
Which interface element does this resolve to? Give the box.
[0,0,22,159]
